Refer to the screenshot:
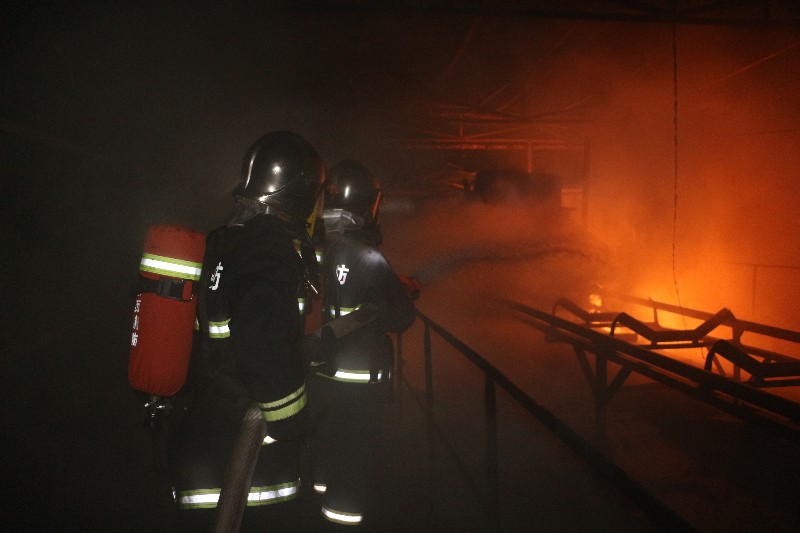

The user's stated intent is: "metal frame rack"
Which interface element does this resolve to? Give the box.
[509,293,800,441]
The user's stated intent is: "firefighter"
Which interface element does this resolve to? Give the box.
[170,131,325,532]
[310,159,417,528]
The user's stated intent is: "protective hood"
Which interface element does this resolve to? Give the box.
[320,208,364,235]
[225,196,271,226]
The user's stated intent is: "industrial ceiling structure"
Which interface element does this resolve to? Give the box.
[286,1,800,149]
[3,1,799,222]
[4,1,798,180]
[260,1,800,202]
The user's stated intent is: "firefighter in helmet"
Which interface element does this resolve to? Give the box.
[309,159,417,527]
[319,159,384,246]
[171,131,325,531]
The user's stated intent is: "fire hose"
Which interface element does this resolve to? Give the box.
[213,403,267,533]
[303,303,380,368]
[213,304,380,531]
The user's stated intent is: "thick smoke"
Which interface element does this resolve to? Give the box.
[374,20,800,346]
[380,195,617,326]
[530,22,800,330]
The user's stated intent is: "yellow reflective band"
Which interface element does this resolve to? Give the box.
[306,190,324,239]
[247,480,300,506]
[140,253,203,281]
[178,488,221,509]
[298,298,306,313]
[208,319,231,338]
[178,481,299,509]
[322,506,363,525]
[313,483,327,494]
[258,384,307,422]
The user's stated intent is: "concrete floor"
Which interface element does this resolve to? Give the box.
[5,289,799,532]
[385,283,800,533]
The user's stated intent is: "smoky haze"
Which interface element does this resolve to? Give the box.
[3,5,799,396]
[2,4,800,530]
[575,23,800,331]
[374,20,800,334]
[432,20,800,331]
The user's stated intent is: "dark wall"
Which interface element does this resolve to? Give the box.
[1,129,182,530]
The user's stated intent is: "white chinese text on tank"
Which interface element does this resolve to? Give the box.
[336,264,349,285]
[209,262,223,290]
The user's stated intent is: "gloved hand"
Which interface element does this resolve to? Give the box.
[398,275,421,300]
[300,333,320,368]
[319,324,338,364]
[301,325,337,370]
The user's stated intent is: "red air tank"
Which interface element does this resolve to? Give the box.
[128,225,206,397]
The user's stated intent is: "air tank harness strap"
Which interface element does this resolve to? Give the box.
[135,275,196,302]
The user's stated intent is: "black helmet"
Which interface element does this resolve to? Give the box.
[323,159,382,231]
[230,131,325,231]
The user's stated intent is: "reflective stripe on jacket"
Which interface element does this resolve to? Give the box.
[258,384,307,422]
[196,216,308,431]
[318,367,384,384]
[207,318,231,338]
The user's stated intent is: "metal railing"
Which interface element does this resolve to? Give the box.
[395,309,693,531]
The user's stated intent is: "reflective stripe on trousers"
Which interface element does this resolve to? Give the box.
[322,505,364,526]
[178,479,301,509]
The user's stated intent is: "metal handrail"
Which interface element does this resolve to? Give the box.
[402,309,694,530]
